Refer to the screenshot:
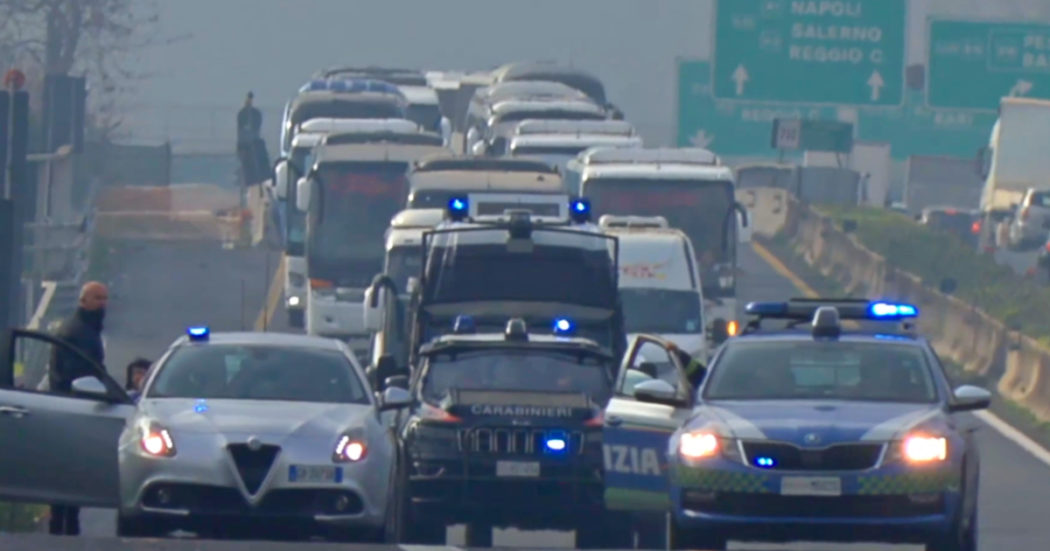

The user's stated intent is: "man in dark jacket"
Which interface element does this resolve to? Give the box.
[48,280,108,535]
[236,92,267,186]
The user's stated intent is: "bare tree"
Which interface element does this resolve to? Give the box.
[0,0,168,137]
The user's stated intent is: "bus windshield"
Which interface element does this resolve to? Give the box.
[308,162,409,285]
[586,178,734,272]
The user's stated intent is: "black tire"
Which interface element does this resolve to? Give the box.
[464,522,493,547]
[288,309,305,328]
[116,513,166,538]
[396,471,445,544]
[576,513,633,549]
[926,503,977,551]
[669,516,726,551]
[634,514,668,549]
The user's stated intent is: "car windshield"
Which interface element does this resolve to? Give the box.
[1030,191,1050,208]
[148,345,369,404]
[621,289,703,334]
[704,341,937,403]
[496,110,605,124]
[421,349,612,405]
[407,103,442,132]
[386,245,422,291]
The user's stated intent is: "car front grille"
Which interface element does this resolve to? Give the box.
[227,444,281,494]
[742,441,884,471]
[458,427,585,455]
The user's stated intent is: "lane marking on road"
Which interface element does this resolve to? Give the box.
[254,253,286,331]
[750,242,1050,470]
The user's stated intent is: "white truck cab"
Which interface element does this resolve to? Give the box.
[599,215,709,361]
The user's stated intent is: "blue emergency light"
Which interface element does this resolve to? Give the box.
[453,315,476,334]
[186,326,209,341]
[544,430,569,454]
[447,196,469,221]
[868,301,918,319]
[569,198,591,223]
[552,317,576,335]
[754,456,776,468]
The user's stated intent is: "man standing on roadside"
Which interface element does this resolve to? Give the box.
[47,281,109,535]
[237,92,265,186]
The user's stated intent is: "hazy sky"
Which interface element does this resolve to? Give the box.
[120,0,1050,151]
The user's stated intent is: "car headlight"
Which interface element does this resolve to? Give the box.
[332,433,368,463]
[139,422,176,458]
[900,434,948,463]
[680,431,720,459]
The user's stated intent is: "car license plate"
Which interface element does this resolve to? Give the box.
[496,460,540,478]
[288,465,342,483]
[780,476,841,496]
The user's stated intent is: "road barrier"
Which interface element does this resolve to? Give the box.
[766,187,1050,423]
[95,184,246,242]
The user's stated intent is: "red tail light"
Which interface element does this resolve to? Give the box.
[309,278,333,289]
[585,413,604,427]
[971,220,981,234]
[1045,242,1050,253]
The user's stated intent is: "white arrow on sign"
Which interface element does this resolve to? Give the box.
[732,64,750,96]
[1009,79,1034,97]
[867,70,885,102]
[690,129,715,149]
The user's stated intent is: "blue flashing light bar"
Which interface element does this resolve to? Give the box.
[552,317,575,335]
[447,196,469,221]
[745,299,918,321]
[868,301,918,319]
[187,326,210,341]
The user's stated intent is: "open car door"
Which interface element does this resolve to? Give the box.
[0,329,135,507]
[602,335,696,540]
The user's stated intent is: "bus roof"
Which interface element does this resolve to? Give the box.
[314,143,449,164]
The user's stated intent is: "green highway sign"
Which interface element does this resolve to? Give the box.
[927,19,1050,110]
[713,0,907,106]
[678,59,995,160]
[677,59,836,157]
[771,119,854,152]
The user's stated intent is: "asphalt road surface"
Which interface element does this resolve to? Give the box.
[48,240,1050,550]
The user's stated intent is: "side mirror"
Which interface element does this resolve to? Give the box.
[975,146,990,179]
[295,177,311,213]
[379,386,412,411]
[737,208,752,243]
[71,376,109,399]
[470,140,487,156]
[273,158,290,200]
[384,375,409,390]
[633,379,686,407]
[362,285,385,333]
[708,318,730,345]
[914,213,923,222]
[440,117,452,146]
[374,354,404,388]
[939,277,958,295]
[949,385,991,412]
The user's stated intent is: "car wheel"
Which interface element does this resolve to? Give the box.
[926,497,978,551]
[669,516,726,551]
[397,477,445,543]
[635,514,668,549]
[464,522,493,547]
[288,309,304,328]
[117,513,166,538]
[576,512,633,549]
